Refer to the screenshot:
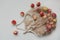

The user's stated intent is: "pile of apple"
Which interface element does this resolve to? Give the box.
[11,2,57,36]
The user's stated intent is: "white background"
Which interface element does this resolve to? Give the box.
[0,0,60,40]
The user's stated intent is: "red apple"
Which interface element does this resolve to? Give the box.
[47,9,51,13]
[46,24,52,29]
[39,11,44,17]
[11,20,16,25]
[36,2,41,7]
[31,3,35,8]
[20,12,24,17]
[13,31,18,35]
[52,13,56,18]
